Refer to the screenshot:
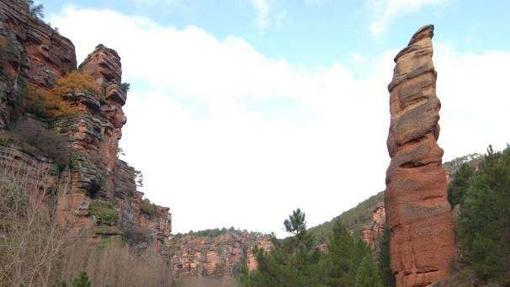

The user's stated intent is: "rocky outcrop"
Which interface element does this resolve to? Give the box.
[170,231,271,278]
[385,25,456,287]
[361,202,385,252]
[0,0,76,128]
[0,0,170,254]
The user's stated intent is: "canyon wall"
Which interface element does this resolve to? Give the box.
[361,202,385,252]
[0,0,170,253]
[385,25,456,287]
[170,231,272,278]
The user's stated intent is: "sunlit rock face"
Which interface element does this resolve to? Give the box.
[385,25,456,287]
[0,0,170,253]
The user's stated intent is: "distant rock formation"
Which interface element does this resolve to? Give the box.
[385,25,456,287]
[361,202,385,252]
[0,0,170,253]
[170,231,271,278]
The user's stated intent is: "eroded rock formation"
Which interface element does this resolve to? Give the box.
[361,202,386,252]
[0,0,170,253]
[385,25,456,287]
[170,231,272,278]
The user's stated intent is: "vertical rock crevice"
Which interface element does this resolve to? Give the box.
[385,25,456,287]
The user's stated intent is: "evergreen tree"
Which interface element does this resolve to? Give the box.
[378,227,395,287]
[320,220,355,286]
[354,256,384,287]
[72,272,91,287]
[447,163,475,207]
[457,146,510,285]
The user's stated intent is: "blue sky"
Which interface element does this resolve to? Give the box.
[45,0,510,236]
[44,0,510,66]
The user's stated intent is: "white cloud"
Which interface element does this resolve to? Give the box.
[369,0,451,36]
[249,0,287,30]
[50,7,510,237]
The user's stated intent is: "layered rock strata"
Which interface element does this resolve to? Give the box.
[385,25,456,287]
[0,0,170,253]
[170,231,272,278]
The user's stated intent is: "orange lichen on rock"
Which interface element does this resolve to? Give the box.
[385,25,456,287]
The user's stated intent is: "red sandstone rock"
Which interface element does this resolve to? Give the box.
[0,0,171,255]
[170,231,272,278]
[385,25,456,287]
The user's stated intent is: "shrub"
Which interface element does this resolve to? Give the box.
[25,0,44,19]
[88,200,119,226]
[24,71,99,119]
[120,82,130,94]
[72,272,91,287]
[52,71,99,96]
[140,199,159,218]
[11,118,71,170]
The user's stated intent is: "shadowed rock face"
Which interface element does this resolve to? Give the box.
[385,25,456,287]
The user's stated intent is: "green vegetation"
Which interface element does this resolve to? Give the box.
[25,0,44,19]
[72,272,91,287]
[239,209,382,287]
[140,198,159,218]
[309,191,384,240]
[378,227,395,287]
[89,200,119,226]
[120,82,131,94]
[24,71,99,120]
[355,256,384,287]
[455,146,510,285]
[447,163,475,207]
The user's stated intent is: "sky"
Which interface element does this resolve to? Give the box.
[40,0,510,236]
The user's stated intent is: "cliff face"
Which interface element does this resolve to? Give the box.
[170,231,271,278]
[0,0,170,253]
[361,202,385,252]
[385,25,456,287]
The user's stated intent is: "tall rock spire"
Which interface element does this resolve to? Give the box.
[385,25,456,287]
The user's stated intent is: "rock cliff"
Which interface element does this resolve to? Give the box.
[385,25,456,287]
[361,202,385,252]
[0,0,170,253]
[170,231,271,278]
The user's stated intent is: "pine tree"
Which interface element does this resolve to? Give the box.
[378,227,395,287]
[447,163,475,207]
[457,146,510,284]
[354,256,384,287]
[319,220,356,286]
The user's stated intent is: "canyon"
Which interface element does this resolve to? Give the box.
[0,1,467,286]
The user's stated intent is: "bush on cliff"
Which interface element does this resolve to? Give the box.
[11,118,71,169]
[456,146,510,285]
[24,71,99,119]
[89,200,119,226]
[140,198,159,218]
[25,0,44,19]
